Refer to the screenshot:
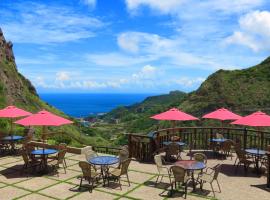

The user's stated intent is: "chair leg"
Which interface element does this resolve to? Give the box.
[155,175,160,184]
[126,173,130,186]
[216,179,221,193]
[118,177,122,190]
[79,177,83,191]
[160,175,163,183]
[184,183,187,199]
[210,183,215,197]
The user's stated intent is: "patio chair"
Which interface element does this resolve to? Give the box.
[154,154,171,185]
[197,164,221,197]
[21,149,41,174]
[169,166,190,199]
[84,149,98,161]
[216,133,224,139]
[193,153,207,164]
[235,149,254,175]
[165,142,182,161]
[109,158,131,190]
[78,161,100,192]
[48,149,67,174]
[220,140,234,159]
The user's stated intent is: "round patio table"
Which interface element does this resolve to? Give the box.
[163,141,186,146]
[31,148,58,172]
[210,138,227,143]
[174,160,206,191]
[245,148,266,174]
[1,135,24,153]
[89,156,119,186]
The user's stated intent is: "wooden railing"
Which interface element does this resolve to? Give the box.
[128,127,270,162]
[92,146,121,155]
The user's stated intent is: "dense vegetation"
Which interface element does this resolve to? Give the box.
[104,56,270,136]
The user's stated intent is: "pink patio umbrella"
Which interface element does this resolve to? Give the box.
[0,106,32,135]
[150,108,199,127]
[202,108,241,132]
[202,108,241,121]
[15,110,73,142]
[231,111,270,149]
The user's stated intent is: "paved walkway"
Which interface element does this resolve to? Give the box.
[0,151,269,200]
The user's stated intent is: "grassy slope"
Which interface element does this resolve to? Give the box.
[179,57,270,116]
[0,60,112,147]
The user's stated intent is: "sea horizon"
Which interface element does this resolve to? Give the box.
[39,93,157,118]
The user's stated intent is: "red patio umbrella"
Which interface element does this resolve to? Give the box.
[0,106,32,135]
[150,108,199,128]
[15,110,73,142]
[202,107,241,133]
[202,108,241,121]
[231,111,270,149]
[231,111,270,127]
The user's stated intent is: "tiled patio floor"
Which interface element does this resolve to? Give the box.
[0,151,269,200]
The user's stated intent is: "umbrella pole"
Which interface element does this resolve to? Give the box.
[10,118,13,136]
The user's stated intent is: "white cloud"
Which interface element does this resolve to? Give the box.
[174,77,205,88]
[132,65,157,80]
[81,0,96,7]
[0,2,104,44]
[125,0,264,15]
[225,10,270,51]
[56,72,70,81]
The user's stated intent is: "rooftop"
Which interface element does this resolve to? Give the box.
[0,151,269,200]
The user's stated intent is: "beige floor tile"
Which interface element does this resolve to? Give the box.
[39,182,78,199]
[67,154,85,161]
[67,164,81,172]
[127,170,155,184]
[0,157,21,165]
[64,158,79,167]
[70,190,117,200]
[17,193,55,200]
[127,185,166,200]
[0,171,31,184]
[97,181,138,195]
[15,176,58,191]
[0,186,30,200]
[129,161,157,174]
[46,169,81,181]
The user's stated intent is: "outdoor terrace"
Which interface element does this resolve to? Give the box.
[0,150,269,200]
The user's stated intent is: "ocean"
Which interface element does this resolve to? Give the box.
[39,93,153,118]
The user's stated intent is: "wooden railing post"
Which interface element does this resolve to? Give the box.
[128,134,132,158]
[243,128,247,149]
[267,152,270,188]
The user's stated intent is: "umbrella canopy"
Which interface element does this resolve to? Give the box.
[15,110,73,126]
[0,106,31,118]
[202,108,241,121]
[231,111,270,127]
[150,108,199,121]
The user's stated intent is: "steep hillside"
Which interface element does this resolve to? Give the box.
[0,28,107,147]
[179,57,270,116]
[103,91,187,132]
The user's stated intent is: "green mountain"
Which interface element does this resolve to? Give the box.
[105,57,270,134]
[103,91,187,133]
[180,57,270,116]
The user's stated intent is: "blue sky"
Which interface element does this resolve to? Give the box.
[1,0,270,94]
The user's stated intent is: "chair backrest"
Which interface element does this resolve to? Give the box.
[120,158,131,175]
[79,161,94,178]
[212,164,221,180]
[222,139,234,151]
[57,149,67,164]
[84,149,98,161]
[58,143,67,151]
[193,153,207,164]
[170,166,186,183]
[166,142,179,156]
[216,133,224,139]
[235,149,247,161]
[119,149,129,163]
[154,154,164,173]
